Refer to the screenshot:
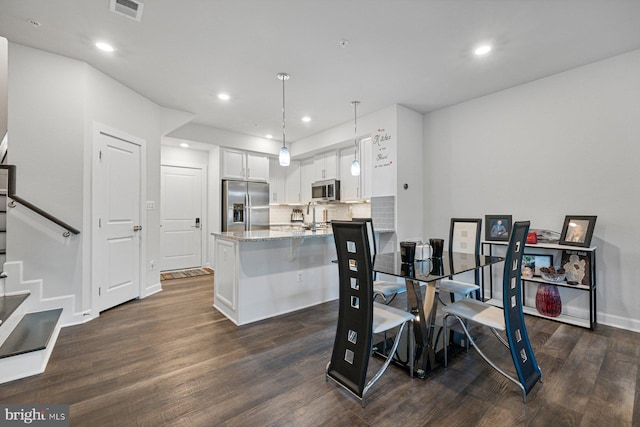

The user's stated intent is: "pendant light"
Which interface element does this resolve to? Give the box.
[277,72,291,167]
[350,101,360,176]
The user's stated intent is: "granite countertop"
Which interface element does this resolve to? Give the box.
[213,228,334,242]
[213,226,395,242]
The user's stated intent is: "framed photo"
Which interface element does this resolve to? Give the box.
[559,215,597,247]
[522,254,553,277]
[485,215,512,241]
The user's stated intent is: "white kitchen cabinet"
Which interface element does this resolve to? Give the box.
[314,151,338,181]
[247,152,269,181]
[269,157,286,203]
[221,149,269,181]
[300,158,315,204]
[285,160,301,204]
[339,147,360,201]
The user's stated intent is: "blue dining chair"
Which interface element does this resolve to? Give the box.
[443,221,542,402]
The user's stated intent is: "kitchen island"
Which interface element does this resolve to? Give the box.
[212,229,338,325]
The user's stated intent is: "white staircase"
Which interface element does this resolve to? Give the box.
[0,272,63,384]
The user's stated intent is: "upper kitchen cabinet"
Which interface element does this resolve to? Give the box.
[221,148,269,181]
[269,157,286,203]
[339,147,360,201]
[314,151,338,181]
[300,158,315,203]
[285,160,301,204]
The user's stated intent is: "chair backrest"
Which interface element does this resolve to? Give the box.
[501,220,542,394]
[328,220,374,398]
[448,218,482,255]
[352,217,377,258]
[448,218,482,287]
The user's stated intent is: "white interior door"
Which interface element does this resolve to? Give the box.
[95,130,142,312]
[160,165,203,271]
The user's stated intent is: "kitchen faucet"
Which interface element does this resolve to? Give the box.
[306,201,317,232]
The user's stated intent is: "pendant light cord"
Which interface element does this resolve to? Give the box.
[282,75,286,148]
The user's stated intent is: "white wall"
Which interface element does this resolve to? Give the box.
[396,105,424,242]
[0,37,7,140]
[8,44,86,307]
[8,42,174,314]
[423,49,640,331]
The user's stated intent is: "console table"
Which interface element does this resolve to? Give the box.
[483,241,596,329]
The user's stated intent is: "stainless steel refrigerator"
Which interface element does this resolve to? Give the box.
[222,180,270,232]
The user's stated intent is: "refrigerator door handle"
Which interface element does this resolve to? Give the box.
[245,193,250,231]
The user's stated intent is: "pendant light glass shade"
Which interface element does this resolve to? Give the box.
[350,159,360,176]
[351,101,360,176]
[279,145,290,166]
[277,73,290,167]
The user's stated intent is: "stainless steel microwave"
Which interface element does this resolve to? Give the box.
[311,179,340,201]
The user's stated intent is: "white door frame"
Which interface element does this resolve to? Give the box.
[91,122,147,316]
[160,160,208,269]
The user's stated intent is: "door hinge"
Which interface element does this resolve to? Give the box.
[99,287,101,296]
[99,218,102,227]
[99,150,102,160]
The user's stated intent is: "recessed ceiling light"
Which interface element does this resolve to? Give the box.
[474,44,492,56]
[180,142,189,148]
[265,134,273,139]
[217,93,230,101]
[302,116,311,123]
[95,42,115,53]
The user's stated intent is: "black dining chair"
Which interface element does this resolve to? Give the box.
[352,217,405,304]
[443,221,542,402]
[327,220,414,407]
[438,218,483,302]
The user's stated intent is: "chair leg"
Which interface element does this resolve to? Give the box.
[362,321,409,406]
[451,314,527,402]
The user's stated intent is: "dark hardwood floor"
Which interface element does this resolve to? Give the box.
[0,276,638,426]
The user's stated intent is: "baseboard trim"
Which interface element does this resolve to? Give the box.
[598,312,640,333]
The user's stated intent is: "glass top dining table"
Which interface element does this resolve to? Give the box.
[372,251,503,283]
[372,251,504,377]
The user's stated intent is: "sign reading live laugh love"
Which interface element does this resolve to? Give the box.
[1,404,69,426]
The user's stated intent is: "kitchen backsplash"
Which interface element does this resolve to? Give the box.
[269,202,371,224]
[269,196,395,229]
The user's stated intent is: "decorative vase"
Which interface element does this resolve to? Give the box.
[535,284,562,317]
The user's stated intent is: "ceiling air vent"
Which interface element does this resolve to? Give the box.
[110,0,144,22]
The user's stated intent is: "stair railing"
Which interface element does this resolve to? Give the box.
[0,165,80,237]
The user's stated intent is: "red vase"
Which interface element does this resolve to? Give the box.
[535,284,562,317]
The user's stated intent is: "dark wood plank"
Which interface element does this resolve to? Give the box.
[0,275,637,426]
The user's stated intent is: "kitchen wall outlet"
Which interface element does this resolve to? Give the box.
[296,271,303,282]
[149,260,155,270]
[146,201,155,210]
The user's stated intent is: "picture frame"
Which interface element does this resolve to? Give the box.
[559,215,597,247]
[522,254,553,277]
[485,215,512,241]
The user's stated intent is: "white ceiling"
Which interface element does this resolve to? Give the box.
[1,0,640,143]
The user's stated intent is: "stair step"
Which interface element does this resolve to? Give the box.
[0,294,29,326]
[0,309,63,359]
